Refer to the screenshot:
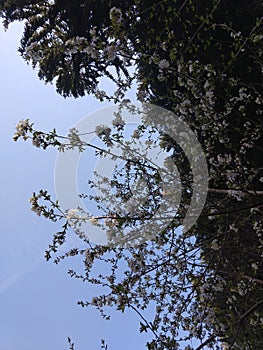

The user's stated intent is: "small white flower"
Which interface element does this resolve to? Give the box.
[95,124,111,137]
[158,59,170,69]
[75,36,86,45]
[229,224,238,232]
[89,217,99,226]
[206,91,214,99]
[238,285,247,296]
[112,114,125,128]
[229,190,245,201]
[104,218,118,228]
[161,42,167,51]
[107,45,117,61]
[126,198,137,212]
[211,239,220,251]
[67,209,80,219]
[189,64,194,73]
[204,81,210,90]
[19,119,29,128]
[32,135,42,148]
[132,130,140,139]
[94,89,107,100]
[251,263,258,270]
[90,28,97,36]
[109,7,122,23]
[230,31,241,39]
[82,46,98,59]
[15,119,30,137]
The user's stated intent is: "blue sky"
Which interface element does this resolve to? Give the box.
[0,22,153,350]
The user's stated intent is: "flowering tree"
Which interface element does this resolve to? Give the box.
[3,0,263,349]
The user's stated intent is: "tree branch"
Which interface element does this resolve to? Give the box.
[229,299,263,349]
[218,269,263,286]
[239,299,263,324]
[195,335,217,350]
[208,188,263,195]
[201,201,263,217]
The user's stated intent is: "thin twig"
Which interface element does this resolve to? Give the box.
[128,304,170,349]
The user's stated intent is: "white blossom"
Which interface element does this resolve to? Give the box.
[104,218,118,228]
[189,64,194,73]
[107,45,117,61]
[14,119,31,140]
[82,45,98,59]
[109,7,122,23]
[67,209,80,219]
[229,190,245,201]
[112,114,125,128]
[211,239,220,251]
[229,224,238,232]
[158,59,170,69]
[89,217,99,226]
[132,130,140,139]
[94,89,108,100]
[230,31,241,39]
[32,134,42,148]
[95,125,110,137]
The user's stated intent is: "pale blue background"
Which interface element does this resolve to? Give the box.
[0,22,152,350]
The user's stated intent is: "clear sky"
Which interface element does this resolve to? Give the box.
[0,21,152,350]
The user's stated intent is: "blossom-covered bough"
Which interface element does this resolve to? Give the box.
[3,0,263,349]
